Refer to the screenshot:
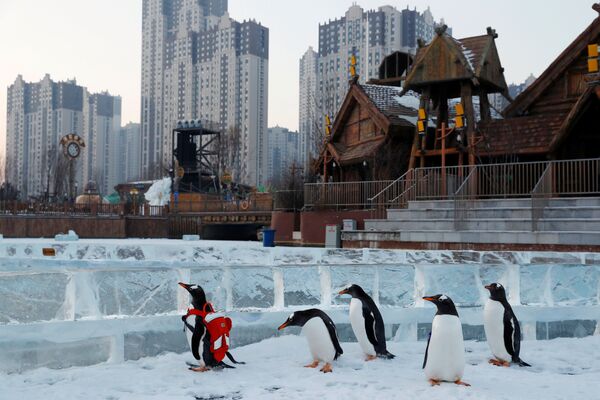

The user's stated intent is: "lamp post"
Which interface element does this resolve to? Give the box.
[130,188,139,216]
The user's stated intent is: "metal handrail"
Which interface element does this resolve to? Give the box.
[368,169,414,202]
[531,163,553,231]
[453,166,478,230]
[304,180,395,209]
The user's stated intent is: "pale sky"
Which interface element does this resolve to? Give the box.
[0,1,597,159]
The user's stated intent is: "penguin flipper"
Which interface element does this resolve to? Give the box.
[191,320,206,361]
[503,307,519,358]
[316,310,344,359]
[422,332,431,369]
[361,306,379,348]
[517,359,531,367]
[226,351,246,365]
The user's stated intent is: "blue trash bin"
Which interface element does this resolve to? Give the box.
[262,229,276,247]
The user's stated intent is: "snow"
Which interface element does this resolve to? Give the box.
[1,335,598,400]
[144,178,171,206]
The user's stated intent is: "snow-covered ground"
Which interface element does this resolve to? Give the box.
[2,335,598,400]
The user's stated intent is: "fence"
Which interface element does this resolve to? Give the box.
[304,180,394,209]
[304,157,600,232]
[0,201,169,217]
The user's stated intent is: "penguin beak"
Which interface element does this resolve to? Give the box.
[422,296,436,302]
[178,282,191,292]
[338,289,349,295]
[277,321,289,331]
[484,284,493,291]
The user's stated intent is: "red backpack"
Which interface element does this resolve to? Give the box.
[184,303,232,363]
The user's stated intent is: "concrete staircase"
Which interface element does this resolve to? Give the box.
[343,197,600,248]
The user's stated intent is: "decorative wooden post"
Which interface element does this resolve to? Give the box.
[460,82,476,166]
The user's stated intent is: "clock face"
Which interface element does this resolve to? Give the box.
[67,142,80,158]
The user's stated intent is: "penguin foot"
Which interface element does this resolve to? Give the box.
[320,363,333,373]
[454,380,471,387]
[489,358,510,367]
[189,366,210,373]
[304,361,320,368]
[428,379,441,386]
[365,355,377,362]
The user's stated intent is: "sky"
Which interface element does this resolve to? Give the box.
[0,0,597,159]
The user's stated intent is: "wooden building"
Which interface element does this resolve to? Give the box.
[316,81,420,182]
[403,25,510,169]
[478,5,600,161]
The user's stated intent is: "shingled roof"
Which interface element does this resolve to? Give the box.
[404,28,508,94]
[361,84,420,127]
[477,113,568,156]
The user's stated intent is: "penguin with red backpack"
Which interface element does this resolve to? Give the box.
[179,282,245,372]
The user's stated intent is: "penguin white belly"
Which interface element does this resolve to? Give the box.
[424,315,465,382]
[302,317,336,363]
[349,298,376,356]
[186,309,206,367]
[484,299,512,362]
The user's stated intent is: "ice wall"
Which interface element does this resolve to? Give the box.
[0,239,598,372]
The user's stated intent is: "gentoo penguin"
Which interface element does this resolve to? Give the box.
[278,309,343,373]
[178,282,243,372]
[339,284,395,361]
[422,294,470,387]
[484,283,530,367]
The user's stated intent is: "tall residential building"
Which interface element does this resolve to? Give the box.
[265,126,302,185]
[83,92,122,195]
[6,74,123,198]
[489,73,537,114]
[299,47,319,171]
[122,122,142,183]
[299,4,447,167]
[141,0,269,186]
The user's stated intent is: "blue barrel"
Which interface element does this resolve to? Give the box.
[262,229,276,247]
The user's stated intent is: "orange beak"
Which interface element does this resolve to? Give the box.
[422,296,436,302]
[484,284,493,291]
[278,321,289,331]
[178,282,190,290]
[338,289,349,295]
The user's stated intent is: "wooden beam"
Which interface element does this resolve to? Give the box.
[460,81,477,166]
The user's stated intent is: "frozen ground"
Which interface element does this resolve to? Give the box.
[1,335,598,400]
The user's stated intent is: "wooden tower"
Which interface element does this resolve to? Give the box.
[404,26,510,169]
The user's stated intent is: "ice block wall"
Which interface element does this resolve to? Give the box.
[0,239,598,373]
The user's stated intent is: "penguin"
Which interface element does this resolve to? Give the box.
[278,309,343,373]
[422,294,470,387]
[484,283,530,367]
[178,282,243,372]
[339,284,395,361]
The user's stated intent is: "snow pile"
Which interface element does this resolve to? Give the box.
[145,178,171,206]
[1,335,598,400]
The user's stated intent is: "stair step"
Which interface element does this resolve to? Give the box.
[365,218,600,232]
[342,229,600,246]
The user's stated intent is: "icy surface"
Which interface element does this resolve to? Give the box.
[0,239,598,372]
[1,335,599,400]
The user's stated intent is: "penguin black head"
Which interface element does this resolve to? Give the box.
[485,283,507,302]
[278,310,314,330]
[338,284,367,298]
[423,294,459,316]
[178,282,208,309]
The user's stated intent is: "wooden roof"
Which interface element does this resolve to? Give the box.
[477,113,567,156]
[480,6,600,157]
[504,7,600,118]
[404,27,508,94]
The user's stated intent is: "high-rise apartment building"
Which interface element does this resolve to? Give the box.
[299,4,447,168]
[265,126,303,186]
[6,74,125,198]
[122,122,142,183]
[299,47,319,171]
[83,92,122,195]
[141,0,269,186]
